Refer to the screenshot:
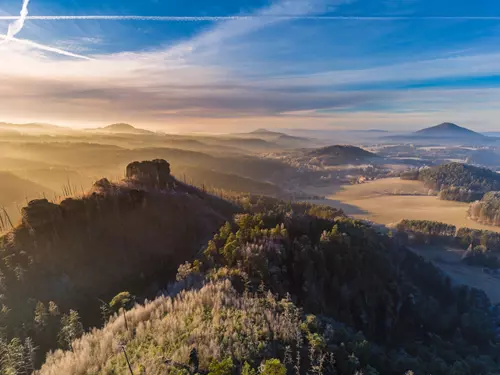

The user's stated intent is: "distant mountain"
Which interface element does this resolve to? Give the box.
[415,123,486,139]
[234,128,317,148]
[249,128,280,135]
[384,123,492,145]
[94,123,155,135]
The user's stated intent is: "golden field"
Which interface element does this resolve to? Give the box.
[306,178,500,233]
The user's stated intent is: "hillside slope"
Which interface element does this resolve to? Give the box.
[37,208,499,375]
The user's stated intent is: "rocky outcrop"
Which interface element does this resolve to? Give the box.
[21,199,62,228]
[126,159,174,190]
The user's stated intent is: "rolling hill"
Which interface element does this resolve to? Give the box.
[308,145,379,165]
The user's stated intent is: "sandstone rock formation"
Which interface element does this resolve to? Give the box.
[126,159,173,189]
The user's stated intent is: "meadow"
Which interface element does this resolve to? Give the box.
[307,178,500,233]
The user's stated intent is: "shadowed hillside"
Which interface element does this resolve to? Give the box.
[0,159,238,363]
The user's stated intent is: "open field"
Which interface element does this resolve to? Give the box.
[410,245,500,304]
[305,178,500,233]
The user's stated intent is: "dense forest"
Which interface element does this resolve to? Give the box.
[469,192,500,226]
[401,163,500,202]
[36,200,500,375]
[1,160,499,374]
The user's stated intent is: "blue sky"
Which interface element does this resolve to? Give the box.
[1,0,500,132]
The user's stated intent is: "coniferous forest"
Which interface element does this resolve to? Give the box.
[1,161,499,375]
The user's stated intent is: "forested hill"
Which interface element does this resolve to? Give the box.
[308,145,379,164]
[402,162,500,202]
[35,195,499,374]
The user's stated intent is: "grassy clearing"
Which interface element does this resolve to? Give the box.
[306,178,500,233]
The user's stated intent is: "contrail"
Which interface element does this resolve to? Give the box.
[0,0,30,44]
[0,34,93,60]
[1,15,500,21]
[0,0,92,59]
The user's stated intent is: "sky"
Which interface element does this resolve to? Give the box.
[1,0,500,132]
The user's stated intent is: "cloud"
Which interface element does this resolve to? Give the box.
[2,0,500,131]
[260,52,500,89]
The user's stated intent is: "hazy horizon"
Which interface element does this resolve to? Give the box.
[2,120,500,135]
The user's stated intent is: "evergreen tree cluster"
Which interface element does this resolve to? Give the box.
[401,163,500,202]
